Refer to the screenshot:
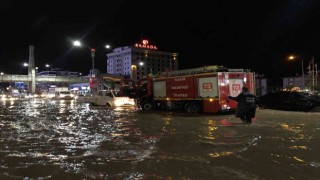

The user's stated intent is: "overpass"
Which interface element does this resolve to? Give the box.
[0,74,90,83]
[0,45,90,93]
[1,45,124,92]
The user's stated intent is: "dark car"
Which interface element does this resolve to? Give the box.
[258,91,320,112]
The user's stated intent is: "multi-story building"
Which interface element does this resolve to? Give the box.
[283,76,304,90]
[106,39,178,81]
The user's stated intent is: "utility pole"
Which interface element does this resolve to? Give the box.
[312,57,315,88]
[29,45,36,93]
[307,57,319,92]
[316,63,318,87]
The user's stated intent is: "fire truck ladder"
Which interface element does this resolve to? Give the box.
[161,65,226,76]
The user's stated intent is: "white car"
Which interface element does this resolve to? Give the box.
[77,90,136,108]
[54,91,75,100]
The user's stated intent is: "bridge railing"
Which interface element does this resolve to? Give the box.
[0,75,31,82]
[36,76,90,83]
[0,75,90,83]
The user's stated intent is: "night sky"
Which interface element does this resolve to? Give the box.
[1,0,320,79]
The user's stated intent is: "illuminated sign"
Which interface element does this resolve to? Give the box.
[134,39,158,50]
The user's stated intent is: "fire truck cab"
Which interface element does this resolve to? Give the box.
[137,66,255,113]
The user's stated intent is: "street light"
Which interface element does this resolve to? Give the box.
[20,62,28,75]
[288,55,305,89]
[73,40,111,77]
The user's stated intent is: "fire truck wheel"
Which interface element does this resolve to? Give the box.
[142,102,153,110]
[186,103,200,113]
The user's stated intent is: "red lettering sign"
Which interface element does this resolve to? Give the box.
[134,39,158,50]
[203,83,213,92]
[232,84,241,94]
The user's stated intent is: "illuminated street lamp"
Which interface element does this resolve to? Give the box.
[73,40,111,77]
[45,64,50,68]
[288,55,305,89]
[20,62,28,75]
[0,72,3,75]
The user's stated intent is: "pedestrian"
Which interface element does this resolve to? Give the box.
[228,86,258,124]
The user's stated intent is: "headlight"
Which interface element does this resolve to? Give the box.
[128,99,135,105]
[114,100,122,107]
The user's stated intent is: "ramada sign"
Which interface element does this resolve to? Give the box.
[134,39,158,50]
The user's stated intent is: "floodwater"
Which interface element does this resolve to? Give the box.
[0,99,320,180]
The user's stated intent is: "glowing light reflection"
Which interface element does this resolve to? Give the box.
[209,151,233,158]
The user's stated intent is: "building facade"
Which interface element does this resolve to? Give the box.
[255,75,268,96]
[106,39,178,81]
[282,76,304,91]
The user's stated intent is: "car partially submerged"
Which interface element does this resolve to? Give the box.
[77,90,136,108]
[258,91,320,112]
[54,90,75,100]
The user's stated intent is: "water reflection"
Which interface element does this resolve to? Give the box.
[0,100,320,179]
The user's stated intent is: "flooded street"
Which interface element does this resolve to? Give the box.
[1,99,320,179]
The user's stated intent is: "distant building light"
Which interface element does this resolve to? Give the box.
[134,39,158,50]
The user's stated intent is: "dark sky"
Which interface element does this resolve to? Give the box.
[1,0,320,78]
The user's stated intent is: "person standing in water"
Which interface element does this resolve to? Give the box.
[228,86,258,124]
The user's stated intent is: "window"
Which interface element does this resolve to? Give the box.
[106,92,113,97]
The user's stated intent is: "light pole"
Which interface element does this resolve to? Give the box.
[288,55,305,90]
[21,62,28,74]
[73,40,111,77]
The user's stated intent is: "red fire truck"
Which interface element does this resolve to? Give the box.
[137,66,255,113]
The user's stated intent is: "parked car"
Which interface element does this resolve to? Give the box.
[258,91,320,112]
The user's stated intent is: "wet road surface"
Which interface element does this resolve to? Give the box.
[0,98,320,179]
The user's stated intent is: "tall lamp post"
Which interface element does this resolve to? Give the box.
[288,55,305,90]
[21,62,28,74]
[73,40,111,77]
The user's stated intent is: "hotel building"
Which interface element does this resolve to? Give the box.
[106,39,178,81]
